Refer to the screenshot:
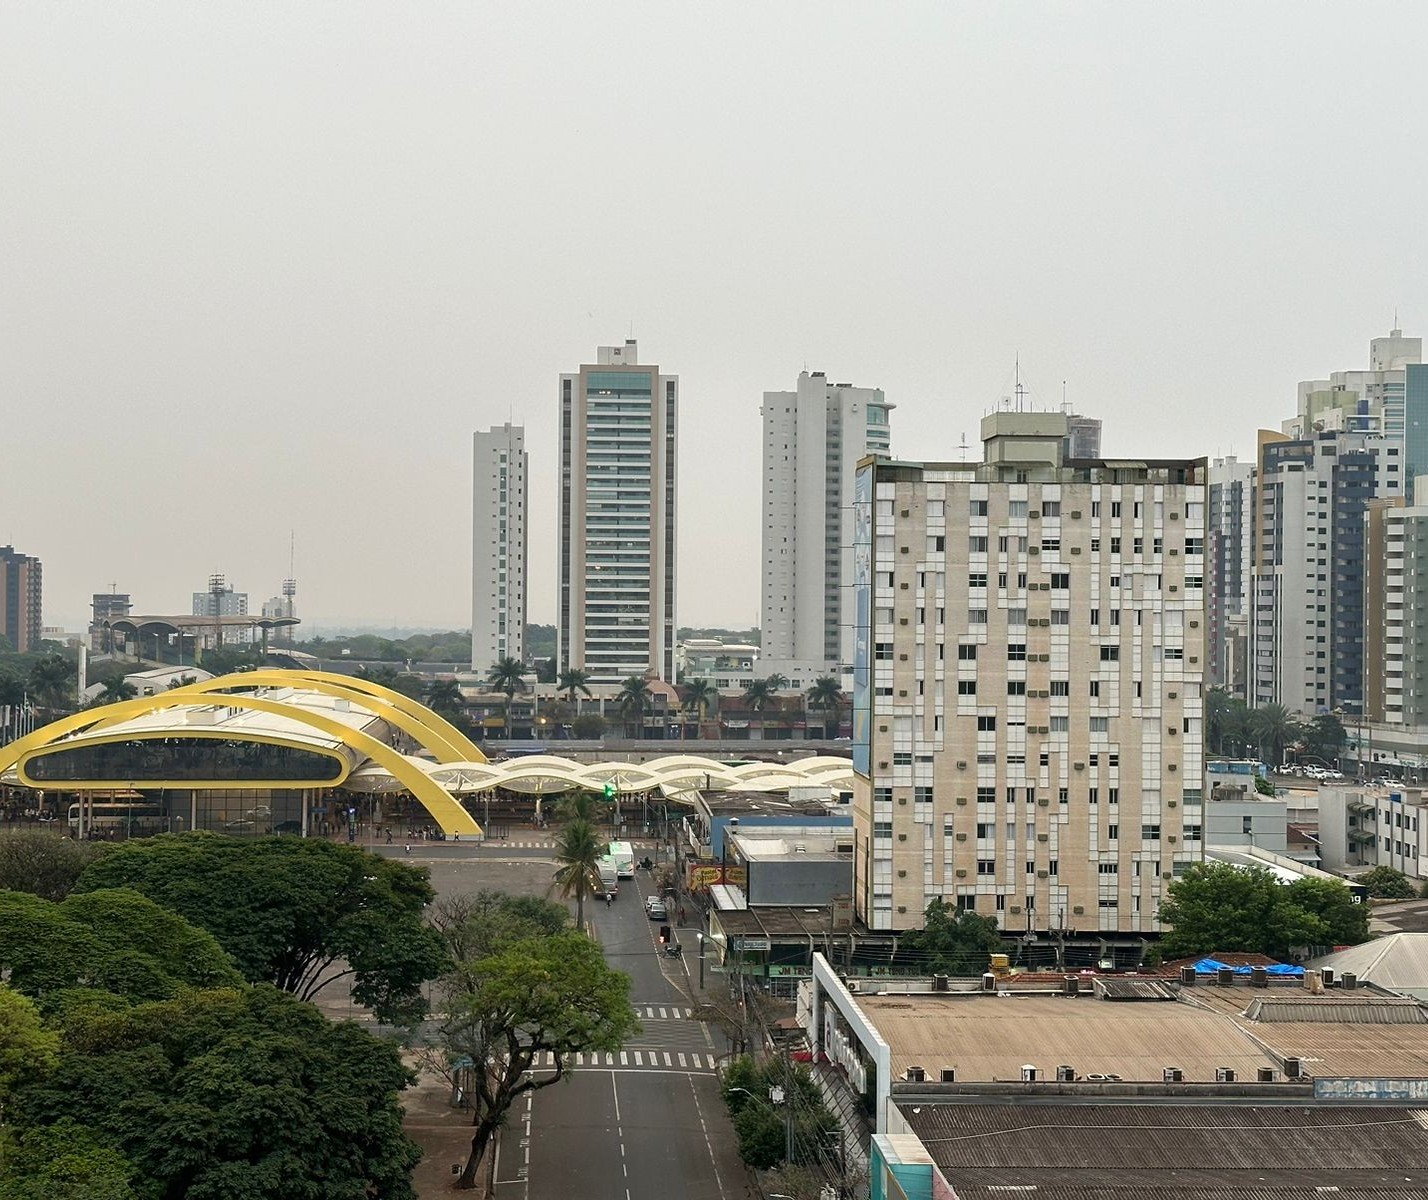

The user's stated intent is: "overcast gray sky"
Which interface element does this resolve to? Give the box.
[3,3,1425,633]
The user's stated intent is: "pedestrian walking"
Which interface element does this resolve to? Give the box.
[384,829,392,845]
[404,843,412,855]
[678,904,686,926]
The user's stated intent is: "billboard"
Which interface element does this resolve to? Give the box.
[852,464,873,777]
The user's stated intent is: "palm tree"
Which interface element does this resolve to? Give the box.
[1250,702,1302,768]
[558,791,601,825]
[557,668,594,714]
[165,674,199,690]
[742,678,775,741]
[805,675,844,739]
[27,655,74,711]
[552,817,608,931]
[93,676,138,706]
[681,678,718,739]
[425,678,464,717]
[616,675,652,738]
[764,673,789,692]
[487,657,527,736]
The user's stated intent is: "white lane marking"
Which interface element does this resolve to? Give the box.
[620,1052,628,1066]
[634,1051,643,1066]
[677,1053,687,1068]
[687,1071,726,1197]
[663,1052,672,1067]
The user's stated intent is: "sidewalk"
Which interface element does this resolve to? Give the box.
[402,1057,486,1197]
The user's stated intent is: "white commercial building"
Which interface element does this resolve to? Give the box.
[472,424,527,672]
[558,341,677,685]
[1319,784,1428,880]
[851,412,1206,936]
[761,371,892,678]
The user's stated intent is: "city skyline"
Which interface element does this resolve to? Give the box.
[4,5,1427,633]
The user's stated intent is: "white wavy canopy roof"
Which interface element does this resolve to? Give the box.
[344,753,855,796]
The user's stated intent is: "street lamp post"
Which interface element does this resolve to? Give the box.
[696,931,705,991]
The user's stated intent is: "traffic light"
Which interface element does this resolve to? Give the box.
[603,781,616,799]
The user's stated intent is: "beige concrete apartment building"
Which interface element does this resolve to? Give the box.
[851,413,1206,936]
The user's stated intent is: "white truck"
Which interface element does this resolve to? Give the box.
[598,858,619,898]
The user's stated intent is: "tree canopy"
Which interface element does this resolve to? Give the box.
[1158,863,1370,959]
[14,985,421,1200]
[0,889,241,1012]
[898,900,1004,975]
[75,834,445,1024]
[1357,865,1417,899]
[0,831,111,901]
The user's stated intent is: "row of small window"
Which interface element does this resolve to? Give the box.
[896,824,1202,843]
[968,573,1072,591]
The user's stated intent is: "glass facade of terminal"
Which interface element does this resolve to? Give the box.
[26,737,344,784]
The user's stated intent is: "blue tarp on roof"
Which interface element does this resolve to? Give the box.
[1192,958,1304,976]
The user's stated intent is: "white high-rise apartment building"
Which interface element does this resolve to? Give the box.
[761,372,892,673]
[1290,326,1421,441]
[472,424,527,672]
[559,341,677,685]
[1250,428,1401,715]
[851,412,1206,936]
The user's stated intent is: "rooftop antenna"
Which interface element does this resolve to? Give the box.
[1061,379,1069,414]
[208,573,227,650]
[281,531,297,645]
[957,431,971,462]
[1014,353,1027,412]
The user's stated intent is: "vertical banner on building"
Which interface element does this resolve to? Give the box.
[852,464,873,777]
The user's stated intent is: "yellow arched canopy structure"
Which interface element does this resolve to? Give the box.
[174,669,486,764]
[0,676,481,837]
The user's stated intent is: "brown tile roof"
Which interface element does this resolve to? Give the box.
[901,1102,1428,1195]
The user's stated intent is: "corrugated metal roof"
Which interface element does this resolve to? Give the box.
[1246,996,1428,1024]
[859,994,1274,1082]
[902,1102,1428,1193]
[1095,978,1178,1001]
[1314,933,1428,993]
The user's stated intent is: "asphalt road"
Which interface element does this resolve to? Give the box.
[379,839,747,1200]
[503,857,742,1200]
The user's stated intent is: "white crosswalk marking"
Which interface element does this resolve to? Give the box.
[634,1052,643,1066]
[677,1053,687,1068]
[620,1052,628,1066]
[663,1052,672,1067]
[657,1007,667,1019]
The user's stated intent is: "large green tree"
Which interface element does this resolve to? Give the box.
[0,889,241,1011]
[1158,862,1369,959]
[898,900,1005,975]
[0,831,110,901]
[75,834,445,1024]
[436,929,638,1188]
[15,985,422,1200]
